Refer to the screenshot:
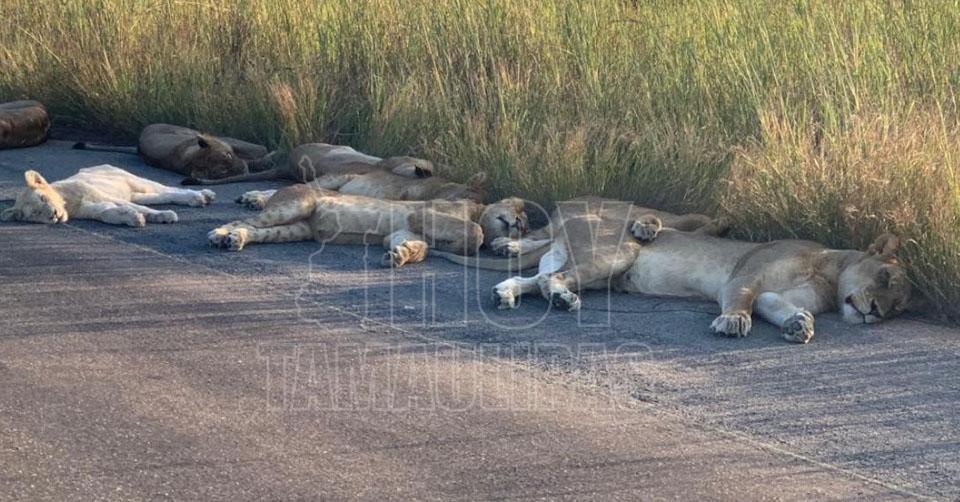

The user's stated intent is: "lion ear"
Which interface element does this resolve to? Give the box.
[197,136,211,149]
[466,171,488,189]
[1,207,20,221]
[414,160,434,178]
[24,170,49,189]
[867,233,900,258]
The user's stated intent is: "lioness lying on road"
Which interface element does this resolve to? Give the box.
[181,142,458,186]
[0,100,50,150]
[616,226,910,343]
[207,183,526,268]
[186,143,488,205]
[454,197,909,344]
[74,124,275,182]
[1,165,215,227]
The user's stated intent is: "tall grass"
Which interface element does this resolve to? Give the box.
[1,0,958,319]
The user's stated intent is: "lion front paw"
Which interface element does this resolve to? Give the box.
[782,310,815,344]
[711,312,752,338]
[200,189,216,205]
[124,211,146,228]
[208,227,248,251]
[550,290,581,312]
[630,215,662,243]
[147,210,179,224]
[236,191,268,210]
[490,237,521,256]
[492,283,519,309]
[381,250,405,268]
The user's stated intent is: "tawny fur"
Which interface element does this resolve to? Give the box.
[469,197,909,344]
[75,124,275,182]
[189,143,488,203]
[0,100,49,150]
[207,183,526,268]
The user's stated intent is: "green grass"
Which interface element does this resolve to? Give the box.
[2,0,958,319]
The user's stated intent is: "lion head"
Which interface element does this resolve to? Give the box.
[184,135,249,180]
[477,197,528,247]
[838,234,911,324]
[1,170,68,224]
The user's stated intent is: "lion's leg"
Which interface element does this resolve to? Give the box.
[309,174,357,190]
[131,189,215,207]
[491,241,567,309]
[409,212,484,256]
[693,218,731,237]
[220,204,309,231]
[74,201,159,227]
[208,221,312,251]
[236,189,277,210]
[492,275,542,309]
[754,292,816,344]
[536,256,637,312]
[489,236,553,257]
[117,171,212,205]
[381,230,429,268]
[711,279,760,338]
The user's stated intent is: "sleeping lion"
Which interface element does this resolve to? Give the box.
[439,197,909,344]
[74,124,276,182]
[207,183,526,268]
[1,165,215,227]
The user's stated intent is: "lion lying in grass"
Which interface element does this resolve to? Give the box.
[74,124,275,182]
[1,165,215,227]
[207,183,526,268]
[446,197,909,343]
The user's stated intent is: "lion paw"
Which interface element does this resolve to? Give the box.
[782,310,815,344]
[630,216,662,243]
[147,210,179,224]
[199,189,216,206]
[381,250,405,268]
[124,211,146,228]
[236,191,269,210]
[208,227,247,251]
[711,312,752,338]
[491,237,521,256]
[492,284,519,309]
[550,290,581,312]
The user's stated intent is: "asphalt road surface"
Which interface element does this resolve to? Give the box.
[1,141,958,501]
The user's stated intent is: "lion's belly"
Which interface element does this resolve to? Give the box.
[621,248,737,301]
[310,197,411,237]
[65,167,137,200]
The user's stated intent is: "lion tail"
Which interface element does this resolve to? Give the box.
[72,142,138,155]
[181,167,285,185]
[431,245,548,271]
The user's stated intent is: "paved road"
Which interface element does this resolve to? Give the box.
[1,142,958,500]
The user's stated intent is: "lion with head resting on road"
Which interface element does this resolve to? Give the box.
[1,165,215,227]
[440,197,910,344]
[207,183,527,268]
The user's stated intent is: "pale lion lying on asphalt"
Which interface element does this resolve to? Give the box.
[208,183,526,268]
[445,197,910,343]
[1,165,215,227]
